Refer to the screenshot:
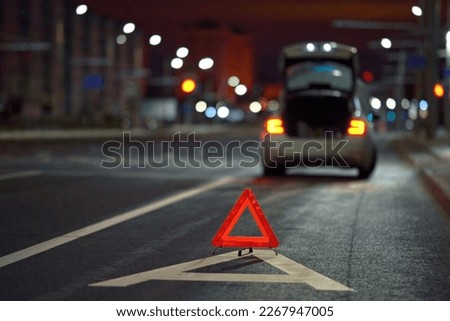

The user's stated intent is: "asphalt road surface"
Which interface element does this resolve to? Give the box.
[0,132,449,300]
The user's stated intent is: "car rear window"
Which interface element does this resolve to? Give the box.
[286,61,353,92]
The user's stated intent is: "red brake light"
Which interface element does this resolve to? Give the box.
[347,119,366,136]
[265,118,285,134]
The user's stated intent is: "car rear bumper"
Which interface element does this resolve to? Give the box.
[261,132,375,169]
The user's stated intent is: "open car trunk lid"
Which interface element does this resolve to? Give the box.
[282,95,351,138]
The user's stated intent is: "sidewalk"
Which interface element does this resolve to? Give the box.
[395,129,450,217]
[0,123,259,141]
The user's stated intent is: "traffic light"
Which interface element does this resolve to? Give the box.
[433,83,444,98]
[362,70,374,83]
[181,78,196,94]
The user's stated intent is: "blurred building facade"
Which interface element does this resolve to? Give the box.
[0,0,145,124]
[179,22,255,103]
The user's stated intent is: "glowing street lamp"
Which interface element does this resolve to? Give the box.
[411,6,423,17]
[235,84,247,96]
[170,58,183,69]
[381,38,392,49]
[123,23,135,34]
[199,57,214,70]
[76,4,88,15]
[149,34,162,46]
[176,47,189,58]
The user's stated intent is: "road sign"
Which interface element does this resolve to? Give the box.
[90,249,353,291]
[212,188,279,248]
[83,75,104,90]
[406,55,427,70]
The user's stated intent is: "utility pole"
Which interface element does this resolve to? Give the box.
[423,0,441,138]
[395,50,406,130]
[445,1,450,133]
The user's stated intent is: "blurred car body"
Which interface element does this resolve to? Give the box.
[261,42,377,178]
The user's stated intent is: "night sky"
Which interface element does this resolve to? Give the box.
[76,0,419,84]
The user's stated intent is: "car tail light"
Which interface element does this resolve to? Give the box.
[265,117,285,134]
[347,119,367,136]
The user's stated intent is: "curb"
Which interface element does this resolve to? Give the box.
[0,123,258,142]
[393,134,450,217]
[421,168,450,217]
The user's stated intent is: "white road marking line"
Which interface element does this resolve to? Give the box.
[0,176,236,269]
[90,249,354,291]
[0,170,41,181]
[41,169,202,180]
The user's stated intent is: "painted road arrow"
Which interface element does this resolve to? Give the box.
[90,250,354,292]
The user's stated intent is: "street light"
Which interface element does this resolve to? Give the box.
[249,101,262,113]
[381,38,392,49]
[235,84,247,96]
[123,23,135,34]
[217,106,230,119]
[370,97,382,110]
[149,34,162,46]
[170,57,183,69]
[176,47,189,58]
[411,6,423,17]
[195,101,207,113]
[75,4,88,15]
[323,43,332,52]
[306,43,315,52]
[198,57,214,70]
[386,98,396,110]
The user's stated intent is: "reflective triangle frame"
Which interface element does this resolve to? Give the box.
[212,188,279,248]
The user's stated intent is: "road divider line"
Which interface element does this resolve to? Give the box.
[0,170,41,181]
[0,176,236,269]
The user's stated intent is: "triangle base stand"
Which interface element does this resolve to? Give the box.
[212,247,277,257]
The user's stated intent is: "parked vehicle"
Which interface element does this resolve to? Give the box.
[261,42,377,178]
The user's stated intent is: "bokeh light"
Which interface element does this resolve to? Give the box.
[123,23,135,34]
[411,6,422,17]
[76,4,88,15]
[199,57,214,70]
[381,38,392,49]
[195,101,207,113]
[386,111,396,122]
[176,47,189,58]
[170,57,183,69]
[268,100,280,112]
[116,34,127,45]
[249,101,262,113]
[149,34,162,46]
[227,76,240,87]
[235,84,247,96]
[205,106,216,118]
[217,106,230,119]
[306,43,315,52]
[386,98,396,110]
[419,100,429,111]
[370,97,381,110]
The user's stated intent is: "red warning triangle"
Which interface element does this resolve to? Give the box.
[212,188,279,248]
